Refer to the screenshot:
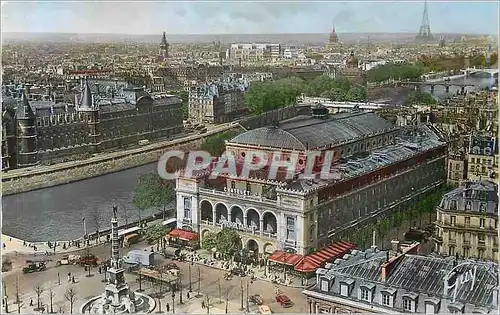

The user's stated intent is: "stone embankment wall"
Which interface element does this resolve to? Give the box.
[2,139,203,196]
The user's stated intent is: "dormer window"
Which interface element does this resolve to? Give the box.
[402,293,418,312]
[380,288,396,307]
[448,302,465,314]
[358,283,375,302]
[320,274,335,292]
[339,279,355,297]
[424,298,440,314]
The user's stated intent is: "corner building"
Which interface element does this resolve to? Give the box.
[434,180,498,260]
[175,106,447,257]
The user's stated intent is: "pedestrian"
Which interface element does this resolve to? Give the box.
[2,243,5,249]
[187,292,190,299]
[72,276,75,283]
[99,266,102,274]
[23,240,26,246]
[166,303,170,312]
[202,301,205,309]
[30,298,33,306]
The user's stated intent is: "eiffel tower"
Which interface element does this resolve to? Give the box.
[415,0,434,42]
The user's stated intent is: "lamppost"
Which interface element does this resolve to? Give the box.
[3,280,8,314]
[137,262,143,292]
[179,273,183,305]
[196,267,201,298]
[188,264,193,292]
[171,290,176,313]
[246,280,250,313]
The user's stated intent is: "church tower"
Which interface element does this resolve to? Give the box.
[16,88,39,168]
[159,31,169,60]
[329,24,339,44]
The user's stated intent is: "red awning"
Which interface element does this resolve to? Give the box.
[167,228,198,241]
[267,250,303,266]
[294,241,355,272]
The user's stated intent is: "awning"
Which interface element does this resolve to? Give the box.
[267,250,303,266]
[294,241,355,272]
[167,228,198,241]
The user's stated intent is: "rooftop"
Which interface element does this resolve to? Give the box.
[228,111,395,151]
[439,181,498,215]
[307,247,498,312]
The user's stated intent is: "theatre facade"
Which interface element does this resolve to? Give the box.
[175,105,447,262]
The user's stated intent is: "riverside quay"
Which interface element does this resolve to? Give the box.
[175,105,447,258]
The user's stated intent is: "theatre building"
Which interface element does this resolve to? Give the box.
[174,105,447,267]
[302,243,498,313]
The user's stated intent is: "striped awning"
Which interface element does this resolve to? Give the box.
[294,241,355,272]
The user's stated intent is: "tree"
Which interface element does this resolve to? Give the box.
[146,223,171,248]
[200,131,238,156]
[244,77,306,114]
[64,287,76,314]
[132,173,175,224]
[403,91,436,106]
[201,231,217,250]
[215,228,242,259]
[345,86,367,102]
[33,284,44,312]
[322,87,346,101]
[48,287,55,314]
[90,209,101,242]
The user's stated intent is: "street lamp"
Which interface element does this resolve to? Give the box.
[188,264,192,292]
[171,290,176,313]
[137,263,143,292]
[102,264,108,283]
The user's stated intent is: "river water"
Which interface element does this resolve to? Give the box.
[2,74,496,241]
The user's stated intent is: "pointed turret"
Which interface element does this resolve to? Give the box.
[20,89,36,119]
[161,31,167,46]
[80,78,93,109]
[329,23,339,43]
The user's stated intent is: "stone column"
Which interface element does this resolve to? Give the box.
[244,215,248,226]
[308,301,312,313]
[212,210,216,226]
[260,219,264,235]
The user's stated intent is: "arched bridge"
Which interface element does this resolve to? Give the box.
[398,81,477,93]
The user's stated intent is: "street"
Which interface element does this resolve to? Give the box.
[2,241,308,313]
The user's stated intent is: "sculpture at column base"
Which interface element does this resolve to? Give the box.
[79,205,155,314]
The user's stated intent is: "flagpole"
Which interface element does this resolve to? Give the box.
[83,217,87,241]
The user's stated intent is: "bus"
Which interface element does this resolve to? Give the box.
[118,226,142,248]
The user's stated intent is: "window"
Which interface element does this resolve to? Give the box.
[465,217,470,226]
[183,197,191,219]
[465,201,472,210]
[382,293,391,306]
[479,203,487,212]
[480,218,485,228]
[451,216,456,226]
[286,217,295,241]
[403,299,413,312]
[478,234,485,244]
[449,231,456,242]
[246,182,251,193]
[231,181,235,189]
[449,246,455,256]
[360,288,370,301]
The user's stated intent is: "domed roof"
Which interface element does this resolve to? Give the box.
[439,181,498,214]
[230,126,306,151]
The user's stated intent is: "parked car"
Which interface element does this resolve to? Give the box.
[249,294,264,305]
[224,272,233,281]
[258,305,272,314]
[23,261,47,273]
[275,294,293,308]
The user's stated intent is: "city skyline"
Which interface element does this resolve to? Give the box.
[2,1,499,36]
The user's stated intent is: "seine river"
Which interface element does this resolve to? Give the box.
[2,74,496,241]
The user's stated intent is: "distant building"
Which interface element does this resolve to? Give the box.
[329,25,339,44]
[159,32,169,61]
[447,149,467,187]
[188,80,248,124]
[341,51,367,86]
[466,135,498,182]
[1,80,183,170]
[229,43,282,62]
[434,180,498,260]
[303,243,498,313]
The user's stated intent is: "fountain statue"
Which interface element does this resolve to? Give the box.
[79,205,155,313]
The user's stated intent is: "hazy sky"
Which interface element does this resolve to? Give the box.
[2,1,499,35]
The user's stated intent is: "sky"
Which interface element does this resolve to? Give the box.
[2,1,499,35]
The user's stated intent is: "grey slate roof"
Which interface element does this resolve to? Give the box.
[439,181,498,215]
[308,248,498,313]
[229,112,395,150]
